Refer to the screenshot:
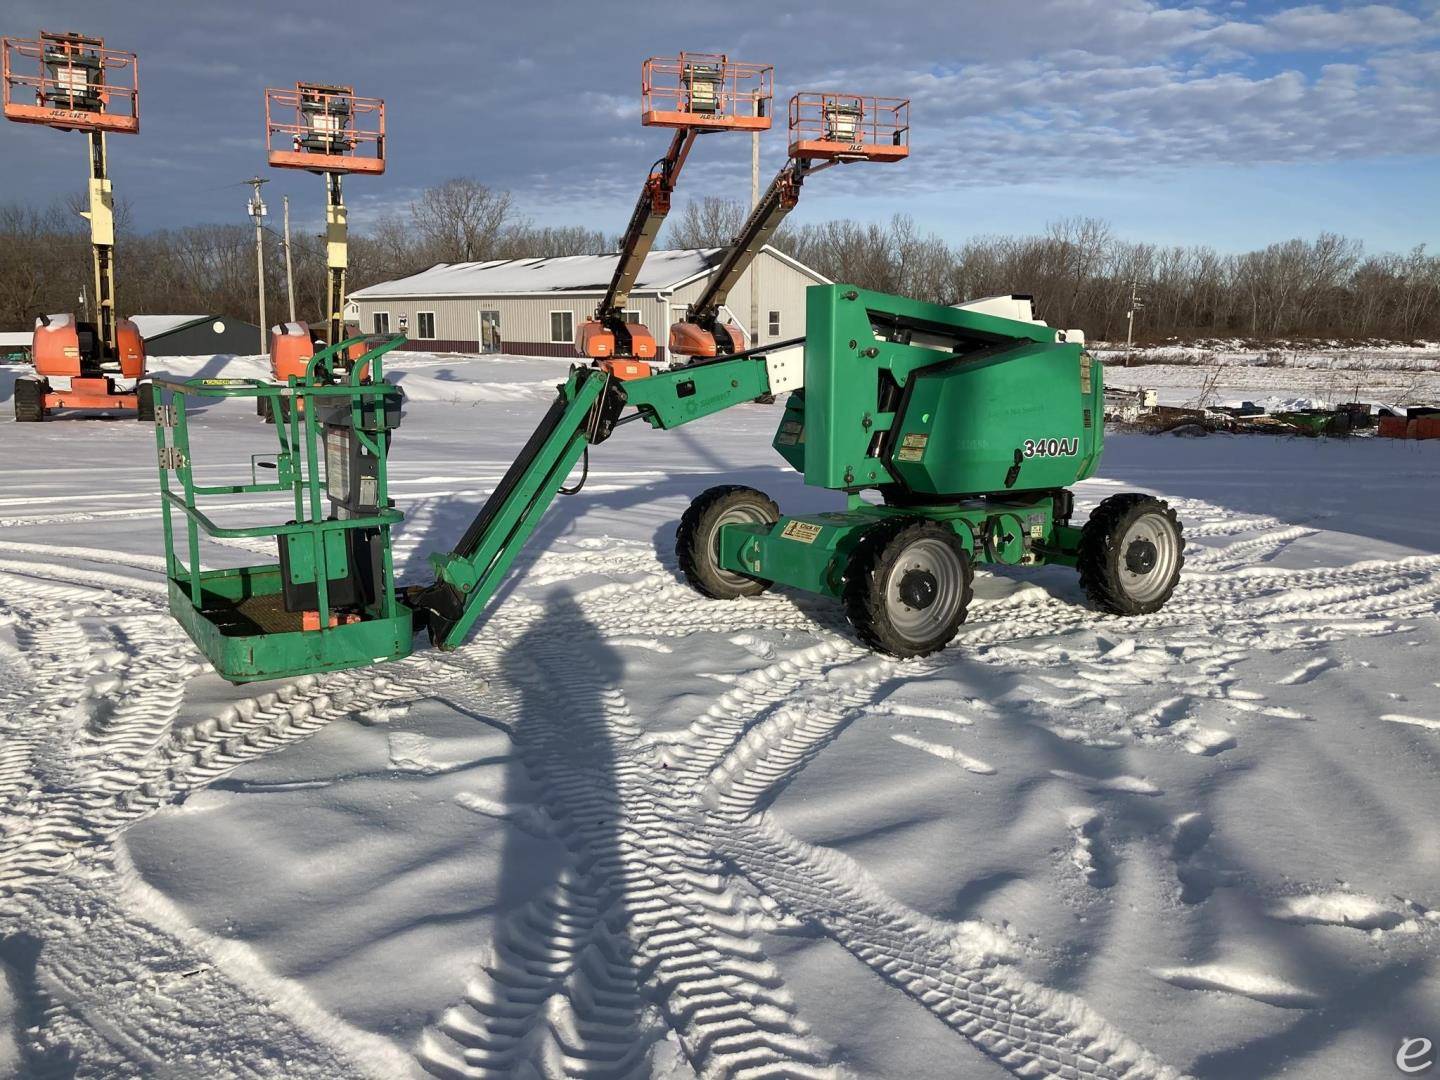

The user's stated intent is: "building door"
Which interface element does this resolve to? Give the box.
[477,310,501,353]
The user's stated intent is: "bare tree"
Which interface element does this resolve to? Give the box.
[409,178,515,264]
[664,196,749,249]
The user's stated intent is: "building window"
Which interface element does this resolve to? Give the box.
[416,311,436,340]
[623,310,641,324]
[768,310,781,337]
[550,310,574,344]
[373,312,390,335]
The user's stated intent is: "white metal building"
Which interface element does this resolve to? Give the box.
[347,246,828,361]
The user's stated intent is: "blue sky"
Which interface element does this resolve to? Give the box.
[3,0,1437,254]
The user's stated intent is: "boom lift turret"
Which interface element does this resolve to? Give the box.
[3,30,149,421]
[577,54,773,376]
[262,82,385,398]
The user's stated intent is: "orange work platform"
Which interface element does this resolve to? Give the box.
[789,93,910,162]
[265,82,385,174]
[641,53,772,131]
[2,31,139,134]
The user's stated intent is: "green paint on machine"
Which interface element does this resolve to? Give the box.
[154,285,1184,680]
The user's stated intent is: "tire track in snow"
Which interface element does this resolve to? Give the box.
[2,485,1434,1077]
[0,566,443,1077]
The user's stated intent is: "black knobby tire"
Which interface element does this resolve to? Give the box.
[136,381,155,422]
[257,395,272,422]
[1077,493,1184,616]
[676,485,780,599]
[14,378,46,422]
[842,518,974,658]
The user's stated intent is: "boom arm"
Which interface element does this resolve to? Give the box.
[409,352,773,647]
[578,128,698,360]
[604,128,696,317]
[669,157,824,358]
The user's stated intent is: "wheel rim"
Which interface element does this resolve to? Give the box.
[1118,511,1179,604]
[708,504,771,588]
[884,537,964,643]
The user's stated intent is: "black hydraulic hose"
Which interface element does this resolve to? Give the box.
[559,448,589,495]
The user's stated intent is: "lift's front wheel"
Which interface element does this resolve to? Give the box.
[676,485,779,599]
[1078,493,1184,615]
[843,519,973,658]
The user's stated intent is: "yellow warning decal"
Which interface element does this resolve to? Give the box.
[896,432,928,463]
[781,520,823,544]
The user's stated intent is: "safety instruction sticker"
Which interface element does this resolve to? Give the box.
[896,432,929,462]
[776,420,805,446]
[781,520,823,544]
[1080,354,1093,395]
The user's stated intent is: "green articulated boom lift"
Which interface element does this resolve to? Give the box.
[153,284,1185,683]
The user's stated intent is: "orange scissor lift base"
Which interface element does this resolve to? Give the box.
[1,32,139,134]
[46,379,138,411]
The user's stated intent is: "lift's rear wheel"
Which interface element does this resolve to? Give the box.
[676,485,779,599]
[14,378,47,422]
[842,519,973,658]
[136,381,155,422]
[1078,493,1184,615]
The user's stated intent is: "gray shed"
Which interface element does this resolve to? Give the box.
[131,315,263,356]
[347,246,828,361]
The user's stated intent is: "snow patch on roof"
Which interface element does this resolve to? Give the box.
[350,249,735,299]
[130,315,211,338]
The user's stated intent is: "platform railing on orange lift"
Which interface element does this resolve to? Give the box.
[1,31,138,133]
[578,52,773,377]
[264,82,385,173]
[788,92,909,161]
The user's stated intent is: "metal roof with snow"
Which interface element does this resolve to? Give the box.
[3,316,212,342]
[349,246,825,300]
[128,315,213,338]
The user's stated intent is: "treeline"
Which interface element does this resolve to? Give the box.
[669,198,1440,342]
[3,179,1438,343]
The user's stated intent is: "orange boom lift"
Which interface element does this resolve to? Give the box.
[3,30,149,421]
[262,82,385,393]
[669,93,909,359]
[577,53,772,378]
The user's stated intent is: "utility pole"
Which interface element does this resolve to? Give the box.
[246,177,269,354]
[1125,279,1145,364]
[282,194,296,323]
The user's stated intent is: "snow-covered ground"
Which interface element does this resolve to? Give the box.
[1,351,1438,1080]
[1093,342,1440,410]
